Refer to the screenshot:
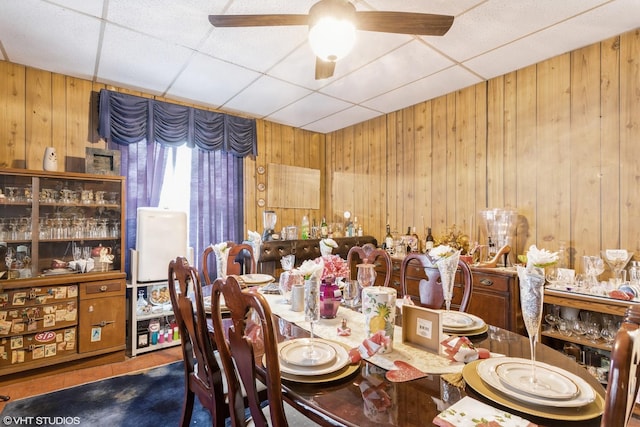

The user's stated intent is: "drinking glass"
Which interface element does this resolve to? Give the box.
[601,249,633,283]
[516,265,547,391]
[342,279,360,307]
[435,250,461,311]
[303,276,321,361]
[544,305,561,332]
[583,255,604,288]
[357,263,376,288]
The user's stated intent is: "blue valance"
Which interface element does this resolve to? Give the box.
[97,89,257,157]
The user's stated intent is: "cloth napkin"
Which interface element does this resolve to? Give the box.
[211,242,229,279]
[433,396,538,427]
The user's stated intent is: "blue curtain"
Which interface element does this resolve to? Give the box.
[98,89,251,278]
[97,89,257,156]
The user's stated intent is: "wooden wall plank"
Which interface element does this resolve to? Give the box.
[571,43,604,267]
[431,96,447,234]
[620,30,640,257]
[0,61,26,168]
[414,100,432,239]
[25,68,52,170]
[486,76,505,209]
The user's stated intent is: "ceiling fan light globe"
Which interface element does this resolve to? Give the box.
[309,17,356,62]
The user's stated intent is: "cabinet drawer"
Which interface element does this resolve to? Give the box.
[0,327,77,368]
[472,273,510,293]
[80,279,124,299]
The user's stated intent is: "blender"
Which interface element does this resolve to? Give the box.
[262,210,277,241]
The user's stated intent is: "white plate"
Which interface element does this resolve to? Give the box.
[439,311,486,332]
[43,268,75,275]
[240,274,275,285]
[279,338,336,367]
[441,311,475,328]
[203,295,227,313]
[477,357,595,408]
[495,361,580,399]
[277,339,349,376]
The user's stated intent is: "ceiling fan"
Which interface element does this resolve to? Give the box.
[208,0,454,80]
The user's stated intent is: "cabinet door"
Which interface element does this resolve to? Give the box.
[78,295,125,353]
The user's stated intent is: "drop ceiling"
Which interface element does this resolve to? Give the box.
[1,0,638,134]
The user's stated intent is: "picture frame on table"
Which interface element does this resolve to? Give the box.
[402,305,444,355]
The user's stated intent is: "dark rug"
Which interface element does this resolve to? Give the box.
[1,362,212,427]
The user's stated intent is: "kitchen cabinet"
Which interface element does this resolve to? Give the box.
[375,258,524,335]
[0,168,126,379]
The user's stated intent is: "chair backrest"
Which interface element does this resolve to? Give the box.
[346,244,393,287]
[601,304,640,427]
[202,242,257,284]
[210,275,287,427]
[168,256,227,426]
[399,253,473,311]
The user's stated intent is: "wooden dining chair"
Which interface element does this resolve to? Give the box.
[210,275,319,427]
[601,304,640,427]
[346,243,393,287]
[399,253,473,311]
[168,256,228,427]
[202,241,257,284]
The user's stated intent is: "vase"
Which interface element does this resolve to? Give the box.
[319,278,341,319]
[43,147,58,171]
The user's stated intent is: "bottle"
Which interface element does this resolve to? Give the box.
[556,240,567,269]
[301,215,310,240]
[425,227,434,252]
[629,261,640,286]
[411,226,420,253]
[404,227,413,253]
[355,216,363,236]
[320,217,328,238]
[384,224,394,250]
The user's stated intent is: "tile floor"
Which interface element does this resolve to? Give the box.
[0,346,183,412]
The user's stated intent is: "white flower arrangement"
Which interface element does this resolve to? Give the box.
[297,259,324,280]
[429,244,457,261]
[520,244,559,268]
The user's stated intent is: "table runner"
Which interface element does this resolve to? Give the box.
[261,292,464,375]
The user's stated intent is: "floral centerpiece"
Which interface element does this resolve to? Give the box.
[297,255,350,319]
[429,244,461,311]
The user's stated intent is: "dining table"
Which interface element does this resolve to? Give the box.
[245,289,607,427]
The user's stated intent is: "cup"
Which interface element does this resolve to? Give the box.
[290,284,305,312]
[362,286,397,354]
[342,279,360,307]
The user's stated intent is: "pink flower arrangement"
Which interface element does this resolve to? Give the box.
[316,254,350,281]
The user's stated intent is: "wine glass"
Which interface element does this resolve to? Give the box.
[303,276,321,361]
[516,265,547,392]
[583,256,604,288]
[544,305,561,332]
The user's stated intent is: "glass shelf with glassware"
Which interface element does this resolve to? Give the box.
[0,168,124,281]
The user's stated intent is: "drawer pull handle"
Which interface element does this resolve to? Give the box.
[99,285,108,292]
[392,265,400,272]
[480,278,494,287]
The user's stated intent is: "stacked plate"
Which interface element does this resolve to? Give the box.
[275,338,358,383]
[462,356,604,421]
[441,311,488,336]
[240,274,275,286]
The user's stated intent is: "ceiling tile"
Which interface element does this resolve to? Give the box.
[167,53,262,108]
[200,26,307,73]
[97,24,193,94]
[302,105,384,133]
[224,75,313,118]
[50,0,105,17]
[362,0,485,15]
[427,0,611,62]
[320,40,455,104]
[265,92,353,128]
[0,0,100,79]
[362,66,482,113]
[464,0,640,80]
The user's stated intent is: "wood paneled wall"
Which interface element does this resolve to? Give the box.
[2,28,639,273]
[327,30,640,270]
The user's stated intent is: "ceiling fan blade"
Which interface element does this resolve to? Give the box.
[208,14,308,27]
[315,58,336,80]
[354,12,454,36]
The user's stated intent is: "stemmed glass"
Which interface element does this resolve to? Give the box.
[303,276,321,361]
[356,263,376,288]
[583,256,604,288]
[516,265,547,392]
[601,249,633,284]
[435,250,462,311]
